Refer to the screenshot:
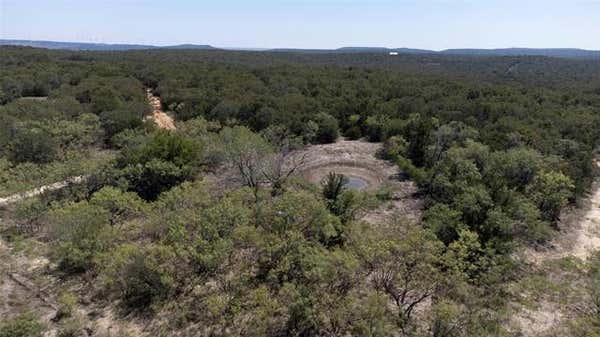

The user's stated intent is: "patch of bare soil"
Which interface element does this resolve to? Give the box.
[0,237,57,326]
[512,161,600,336]
[0,237,144,337]
[291,140,422,224]
[510,300,565,337]
[525,161,600,263]
[145,89,176,130]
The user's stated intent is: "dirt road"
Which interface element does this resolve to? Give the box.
[0,89,174,208]
[0,176,86,207]
[145,89,175,130]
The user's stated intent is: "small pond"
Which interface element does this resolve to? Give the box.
[344,176,368,190]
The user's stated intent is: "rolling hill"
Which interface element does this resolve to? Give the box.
[2,39,600,58]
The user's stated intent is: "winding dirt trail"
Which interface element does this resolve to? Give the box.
[145,89,175,130]
[0,176,86,207]
[0,89,175,208]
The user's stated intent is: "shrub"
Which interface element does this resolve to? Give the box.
[344,126,362,140]
[56,317,83,337]
[117,131,203,200]
[381,136,408,160]
[55,292,77,321]
[103,245,176,311]
[49,202,114,273]
[0,312,45,337]
[9,128,57,164]
[100,109,143,141]
[375,185,393,201]
[314,113,339,144]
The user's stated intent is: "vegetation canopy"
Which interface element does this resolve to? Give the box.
[1,46,600,337]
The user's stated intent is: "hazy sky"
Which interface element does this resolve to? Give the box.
[1,0,600,50]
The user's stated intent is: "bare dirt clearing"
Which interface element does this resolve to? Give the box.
[525,161,600,263]
[0,238,57,330]
[512,161,600,336]
[0,236,145,337]
[145,89,175,130]
[291,140,422,224]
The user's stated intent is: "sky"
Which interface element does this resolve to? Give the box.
[1,0,600,50]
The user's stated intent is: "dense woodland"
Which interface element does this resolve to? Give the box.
[1,46,600,337]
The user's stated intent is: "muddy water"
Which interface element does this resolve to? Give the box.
[344,176,368,190]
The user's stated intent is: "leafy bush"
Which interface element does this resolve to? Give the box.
[375,185,393,201]
[117,131,203,200]
[100,109,143,141]
[56,317,84,337]
[102,245,176,311]
[344,126,362,140]
[381,135,408,160]
[313,113,339,144]
[49,201,115,273]
[55,292,78,321]
[527,171,574,223]
[8,127,57,164]
[0,312,45,337]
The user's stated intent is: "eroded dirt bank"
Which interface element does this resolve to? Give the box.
[291,140,422,224]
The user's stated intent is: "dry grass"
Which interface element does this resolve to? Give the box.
[511,161,600,336]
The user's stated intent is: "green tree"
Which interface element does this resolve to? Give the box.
[9,127,57,164]
[313,112,339,144]
[89,186,145,226]
[49,201,114,273]
[90,87,123,114]
[355,223,444,333]
[220,126,273,195]
[404,113,438,167]
[527,171,574,223]
[99,109,143,141]
[118,131,203,200]
[381,135,408,160]
[101,244,176,311]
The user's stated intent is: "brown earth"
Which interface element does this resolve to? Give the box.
[512,161,600,336]
[145,89,176,130]
[291,140,422,224]
[524,161,600,263]
[0,235,145,337]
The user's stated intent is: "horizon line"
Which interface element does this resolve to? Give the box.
[2,38,600,52]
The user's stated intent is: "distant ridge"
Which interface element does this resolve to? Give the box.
[336,47,434,54]
[270,46,600,59]
[441,48,600,58]
[0,39,218,51]
[2,39,600,58]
